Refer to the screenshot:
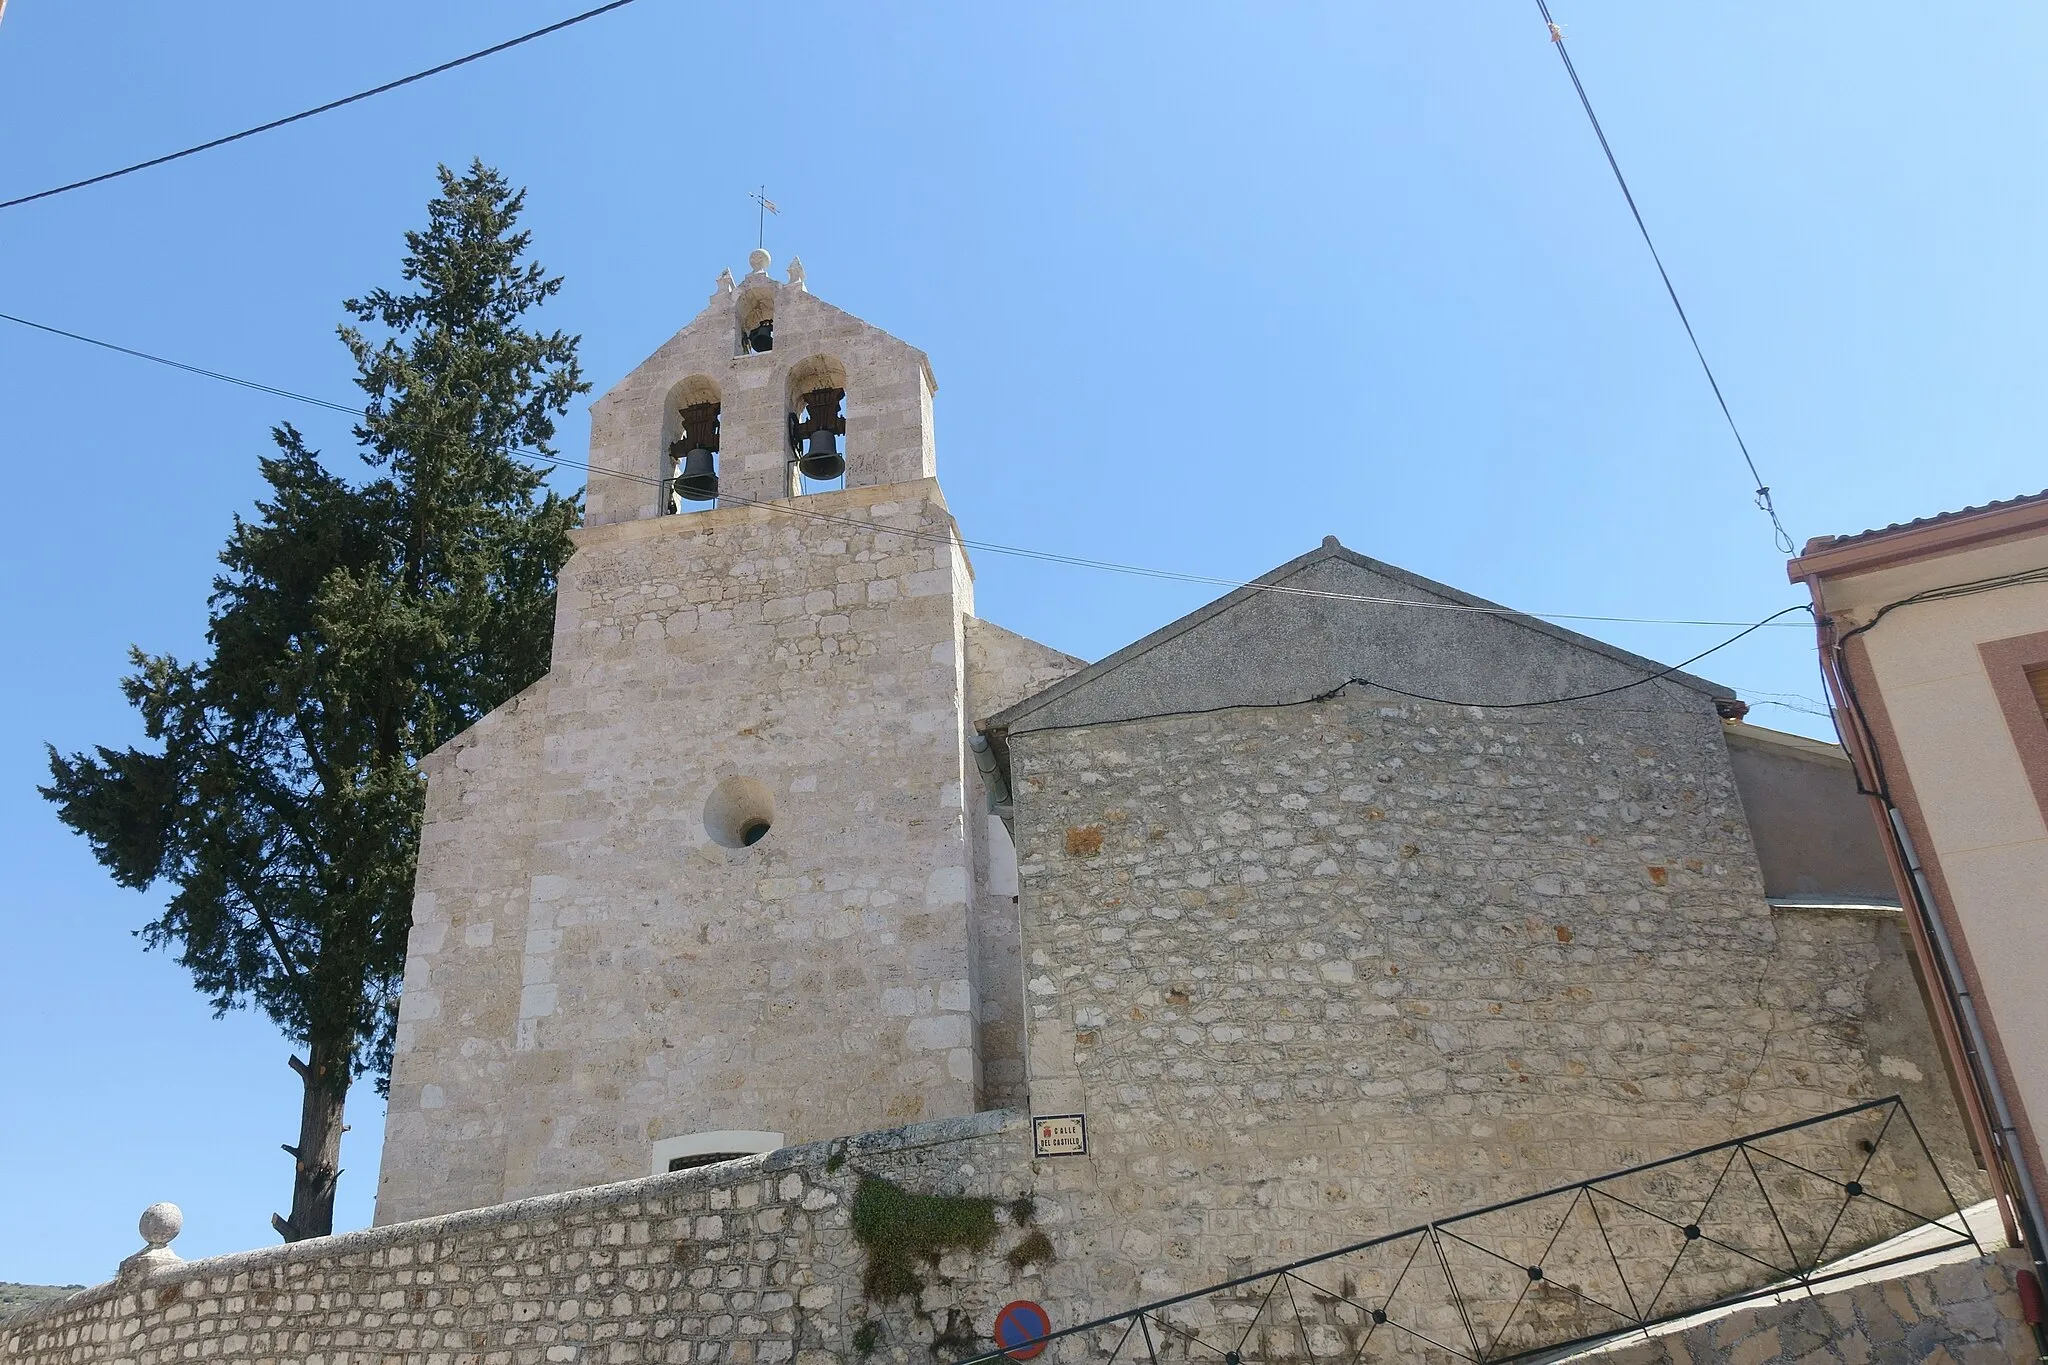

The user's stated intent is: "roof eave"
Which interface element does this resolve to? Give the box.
[1788,494,2048,584]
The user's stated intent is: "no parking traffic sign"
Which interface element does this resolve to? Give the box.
[993,1300,1052,1360]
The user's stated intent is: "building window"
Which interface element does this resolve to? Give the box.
[669,1151,749,1173]
[704,776,775,849]
[1977,630,2048,827]
[650,1129,785,1177]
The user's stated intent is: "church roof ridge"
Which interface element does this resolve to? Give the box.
[1305,537,1736,697]
[983,537,1731,737]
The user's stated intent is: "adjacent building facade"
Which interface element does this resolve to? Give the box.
[1791,492,2048,1265]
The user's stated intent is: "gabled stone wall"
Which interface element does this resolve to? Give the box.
[1009,688,1983,1305]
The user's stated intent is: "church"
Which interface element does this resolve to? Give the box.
[368,251,1981,1338]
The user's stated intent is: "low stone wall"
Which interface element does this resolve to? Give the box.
[0,1112,1057,1365]
[1579,1249,2038,1364]
[6,1102,2017,1365]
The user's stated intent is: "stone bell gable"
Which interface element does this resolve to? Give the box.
[583,249,936,526]
[374,255,1067,1226]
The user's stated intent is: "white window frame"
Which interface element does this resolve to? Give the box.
[651,1129,786,1177]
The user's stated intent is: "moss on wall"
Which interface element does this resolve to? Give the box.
[1004,1229,1056,1271]
[850,1175,999,1301]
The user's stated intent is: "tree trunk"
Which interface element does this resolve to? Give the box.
[272,1037,348,1242]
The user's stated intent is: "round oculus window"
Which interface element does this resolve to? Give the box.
[704,776,775,849]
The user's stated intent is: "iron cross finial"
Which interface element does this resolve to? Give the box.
[750,186,780,249]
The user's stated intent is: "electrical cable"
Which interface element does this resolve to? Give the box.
[1825,567,2048,801]
[694,484,1800,629]
[2,0,1791,570]
[1532,3,1794,556]
[0,0,643,212]
[1730,689,1832,718]
[0,310,361,413]
[0,305,1812,633]
[1342,602,1808,708]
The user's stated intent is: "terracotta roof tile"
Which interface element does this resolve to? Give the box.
[1800,489,2048,555]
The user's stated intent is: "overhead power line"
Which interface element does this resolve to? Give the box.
[0,306,1809,634]
[1339,603,1809,709]
[0,0,643,212]
[0,311,360,413]
[1727,688,1832,719]
[1532,3,1794,557]
[699,483,1800,630]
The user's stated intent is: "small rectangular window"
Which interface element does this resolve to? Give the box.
[651,1130,784,1177]
[668,1151,749,1173]
[1977,632,2048,825]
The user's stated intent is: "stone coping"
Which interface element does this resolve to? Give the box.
[2,1107,1022,1338]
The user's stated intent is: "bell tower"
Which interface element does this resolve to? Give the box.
[583,247,936,524]
[375,252,995,1223]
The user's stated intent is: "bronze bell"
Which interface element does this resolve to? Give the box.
[790,386,847,482]
[672,444,718,501]
[744,319,774,353]
[797,430,845,482]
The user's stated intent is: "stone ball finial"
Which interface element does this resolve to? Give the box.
[748,247,771,274]
[138,1202,183,1249]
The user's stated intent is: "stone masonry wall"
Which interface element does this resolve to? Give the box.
[1581,1249,2038,1364]
[962,619,1088,1112]
[379,481,988,1225]
[6,1106,2017,1365]
[4,1115,1060,1365]
[1010,689,1985,1308]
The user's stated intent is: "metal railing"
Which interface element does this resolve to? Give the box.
[958,1096,1977,1365]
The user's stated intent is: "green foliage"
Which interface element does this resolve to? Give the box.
[850,1176,999,1302]
[1004,1228,1055,1270]
[1007,1194,1037,1228]
[41,161,583,1235]
[826,1149,847,1175]
[851,1320,882,1357]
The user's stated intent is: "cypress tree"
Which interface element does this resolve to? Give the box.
[42,161,584,1241]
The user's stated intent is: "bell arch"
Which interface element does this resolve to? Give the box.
[785,354,849,494]
[660,375,722,511]
[737,285,775,355]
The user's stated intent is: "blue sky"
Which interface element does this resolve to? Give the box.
[1,2,2041,1286]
